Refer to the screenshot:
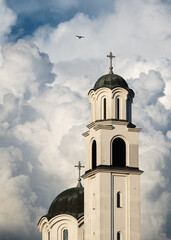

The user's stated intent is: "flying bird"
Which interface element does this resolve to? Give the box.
[76,35,84,39]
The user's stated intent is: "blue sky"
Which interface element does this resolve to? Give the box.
[6,0,114,40]
[0,0,171,240]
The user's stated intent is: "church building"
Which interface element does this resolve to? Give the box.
[38,52,143,240]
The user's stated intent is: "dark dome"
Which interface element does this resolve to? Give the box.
[44,187,84,221]
[93,73,129,91]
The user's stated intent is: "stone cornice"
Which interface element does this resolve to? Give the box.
[82,119,141,135]
[87,122,96,129]
[82,165,143,179]
[86,119,137,128]
[93,125,114,131]
[82,131,90,137]
[127,128,141,132]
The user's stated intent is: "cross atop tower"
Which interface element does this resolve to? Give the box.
[75,161,85,187]
[107,52,115,74]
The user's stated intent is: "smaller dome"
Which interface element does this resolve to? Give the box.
[44,187,84,221]
[94,73,129,91]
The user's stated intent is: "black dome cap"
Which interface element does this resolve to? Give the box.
[43,187,84,221]
[93,73,129,91]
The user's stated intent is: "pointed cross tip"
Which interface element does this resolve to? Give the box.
[107,51,115,74]
[107,52,115,58]
[75,161,85,187]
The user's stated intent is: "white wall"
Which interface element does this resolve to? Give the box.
[38,214,84,240]
[83,120,141,171]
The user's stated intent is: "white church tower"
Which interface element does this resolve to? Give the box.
[38,52,143,240]
[82,52,143,240]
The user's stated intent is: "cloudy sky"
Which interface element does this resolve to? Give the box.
[0,0,171,239]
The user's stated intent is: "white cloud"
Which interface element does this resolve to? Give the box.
[32,0,171,64]
[0,0,16,66]
[0,40,57,239]
[0,0,171,239]
[131,69,171,240]
[0,40,55,102]
[0,146,44,239]
[0,0,16,44]
[0,39,171,240]
[0,40,91,239]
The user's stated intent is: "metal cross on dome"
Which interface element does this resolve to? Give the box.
[75,161,85,187]
[107,52,115,74]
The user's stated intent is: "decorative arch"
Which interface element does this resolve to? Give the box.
[95,88,111,99]
[51,215,78,240]
[59,224,68,240]
[93,88,111,121]
[112,137,126,167]
[112,88,128,120]
[92,140,97,169]
[38,215,80,240]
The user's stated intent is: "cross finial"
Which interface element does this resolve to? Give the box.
[75,161,85,187]
[107,52,115,74]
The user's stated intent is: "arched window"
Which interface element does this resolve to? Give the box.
[116,98,120,119]
[63,229,68,240]
[93,193,96,210]
[117,192,122,208]
[48,231,50,240]
[112,138,126,167]
[92,140,97,169]
[127,96,132,122]
[103,98,106,120]
[117,231,122,240]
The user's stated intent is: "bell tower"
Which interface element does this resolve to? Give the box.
[82,53,143,240]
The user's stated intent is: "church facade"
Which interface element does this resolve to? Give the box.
[38,53,143,240]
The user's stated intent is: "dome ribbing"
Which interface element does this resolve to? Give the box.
[43,187,84,221]
[93,73,129,91]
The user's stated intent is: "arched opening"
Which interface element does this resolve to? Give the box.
[103,98,106,120]
[116,98,120,119]
[93,193,96,210]
[48,231,50,240]
[117,231,122,240]
[63,229,68,240]
[117,192,122,208]
[112,138,126,167]
[92,140,97,169]
[127,96,132,122]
